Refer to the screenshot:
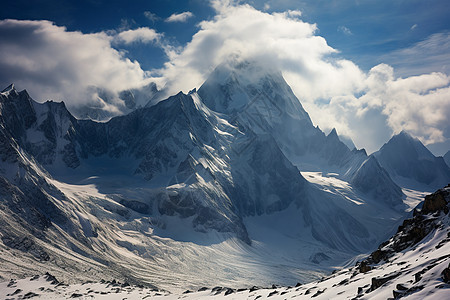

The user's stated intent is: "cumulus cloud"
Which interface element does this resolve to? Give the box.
[165,12,194,23]
[116,27,161,44]
[320,65,450,152]
[0,19,154,117]
[359,66,450,146]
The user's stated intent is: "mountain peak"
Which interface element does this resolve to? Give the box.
[1,83,14,93]
[397,130,414,140]
[327,128,338,139]
[198,58,312,125]
[1,83,18,97]
[374,130,450,187]
[382,131,434,161]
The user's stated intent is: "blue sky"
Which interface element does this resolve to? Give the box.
[0,0,449,154]
[2,0,449,73]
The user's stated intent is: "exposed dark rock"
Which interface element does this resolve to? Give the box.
[393,289,406,299]
[312,289,326,297]
[7,289,22,296]
[422,189,449,214]
[359,261,372,273]
[7,279,16,287]
[267,290,278,297]
[70,293,84,298]
[23,292,39,299]
[44,272,59,285]
[224,288,235,295]
[442,263,450,283]
[197,287,208,292]
[249,286,260,292]
[30,275,40,281]
[370,273,400,291]
[357,286,363,294]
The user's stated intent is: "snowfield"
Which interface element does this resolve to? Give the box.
[1,217,448,299]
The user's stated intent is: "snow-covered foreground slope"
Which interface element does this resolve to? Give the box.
[0,175,368,290]
[3,186,448,299]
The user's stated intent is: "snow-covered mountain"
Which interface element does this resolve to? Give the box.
[2,185,449,299]
[199,59,403,206]
[0,59,438,291]
[374,130,450,190]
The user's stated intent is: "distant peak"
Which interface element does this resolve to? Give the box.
[1,83,15,93]
[328,128,338,138]
[352,148,367,156]
[390,130,422,145]
[398,130,412,138]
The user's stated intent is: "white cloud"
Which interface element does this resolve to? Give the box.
[338,25,353,35]
[410,24,418,30]
[359,66,450,147]
[284,10,302,18]
[160,3,364,99]
[165,12,194,23]
[144,11,159,23]
[0,19,152,115]
[116,27,161,44]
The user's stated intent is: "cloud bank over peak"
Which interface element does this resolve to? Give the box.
[158,2,449,154]
[160,2,364,99]
[0,2,448,154]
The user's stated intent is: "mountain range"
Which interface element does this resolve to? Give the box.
[0,59,449,290]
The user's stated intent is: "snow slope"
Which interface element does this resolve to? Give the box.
[2,186,449,299]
